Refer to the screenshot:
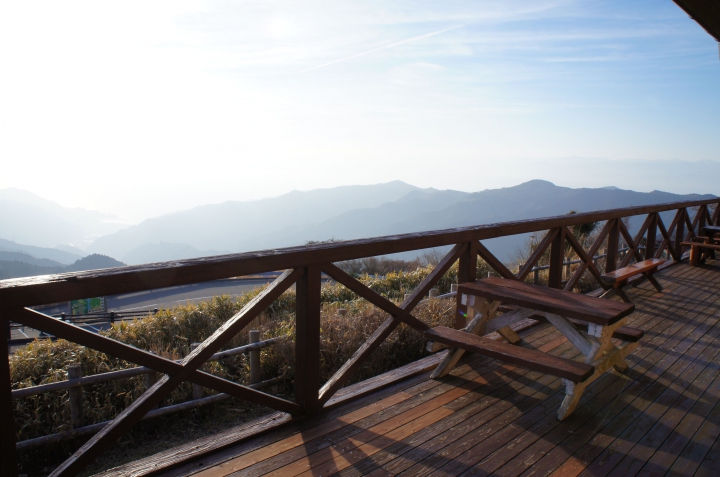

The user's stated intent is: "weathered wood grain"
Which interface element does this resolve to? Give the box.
[458,278,634,325]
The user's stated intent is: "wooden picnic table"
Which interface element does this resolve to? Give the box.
[703,226,720,258]
[425,277,641,420]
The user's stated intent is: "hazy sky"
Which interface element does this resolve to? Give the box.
[2,1,719,223]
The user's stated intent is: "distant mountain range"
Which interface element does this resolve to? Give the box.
[0,180,715,267]
[0,188,125,249]
[87,180,714,264]
[85,181,420,263]
[0,238,85,264]
[0,253,126,280]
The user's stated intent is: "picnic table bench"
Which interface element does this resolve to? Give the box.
[682,225,720,265]
[599,258,665,302]
[425,277,640,420]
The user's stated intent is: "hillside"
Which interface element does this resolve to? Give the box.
[0,238,84,264]
[0,254,126,280]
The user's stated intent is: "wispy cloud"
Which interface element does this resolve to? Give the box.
[300,24,463,73]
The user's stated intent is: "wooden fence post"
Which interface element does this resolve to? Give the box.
[698,205,707,239]
[606,219,620,273]
[456,241,478,328]
[675,208,686,260]
[548,228,565,289]
[646,213,657,260]
[249,330,261,385]
[67,364,84,429]
[0,312,18,477]
[295,265,321,415]
[190,343,204,400]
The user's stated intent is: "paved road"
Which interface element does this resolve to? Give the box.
[8,278,277,347]
[34,278,277,316]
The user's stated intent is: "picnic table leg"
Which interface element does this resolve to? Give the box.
[614,287,632,303]
[645,273,663,293]
[431,297,500,379]
[545,313,638,421]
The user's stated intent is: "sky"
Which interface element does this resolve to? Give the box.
[1,0,719,223]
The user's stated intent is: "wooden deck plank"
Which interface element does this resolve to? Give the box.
[668,383,720,476]
[606,344,720,476]
[163,262,720,477]
[393,342,587,477]
[325,337,577,477]
[230,327,565,477]
[634,365,720,476]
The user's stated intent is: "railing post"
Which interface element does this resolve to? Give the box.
[548,228,565,289]
[295,265,321,415]
[646,213,657,260]
[0,311,18,477]
[533,268,539,285]
[67,364,85,429]
[190,343,205,400]
[675,208,686,260]
[606,219,620,273]
[249,330,261,385]
[698,205,707,238]
[456,241,478,328]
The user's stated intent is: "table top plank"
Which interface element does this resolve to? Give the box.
[458,277,634,325]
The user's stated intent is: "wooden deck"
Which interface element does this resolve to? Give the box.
[122,261,720,476]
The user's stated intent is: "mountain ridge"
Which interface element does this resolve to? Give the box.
[87,180,715,263]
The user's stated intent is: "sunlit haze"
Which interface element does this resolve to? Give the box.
[2,1,719,223]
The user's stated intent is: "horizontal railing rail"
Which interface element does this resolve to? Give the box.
[0,197,718,477]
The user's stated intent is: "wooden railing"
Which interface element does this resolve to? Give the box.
[1,197,718,477]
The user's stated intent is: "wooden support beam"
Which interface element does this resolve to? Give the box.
[0,313,18,477]
[457,241,477,329]
[564,226,604,282]
[321,263,429,332]
[712,203,720,226]
[476,241,515,280]
[548,227,565,289]
[317,243,466,406]
[698,205,708,239]
[295,265,322,415]
[44,269,302,477]
[618,217,647,268]
[646,213,657,260]
[517,229,558,281]
[12,311,300,414]
[564,220,613,292]
[675,208,686,259]
[605,219,620,273]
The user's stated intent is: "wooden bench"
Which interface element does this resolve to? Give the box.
[599,258,665,303]
[428,277,639,420]
[425,326,595,382]
[682,241,720,266]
